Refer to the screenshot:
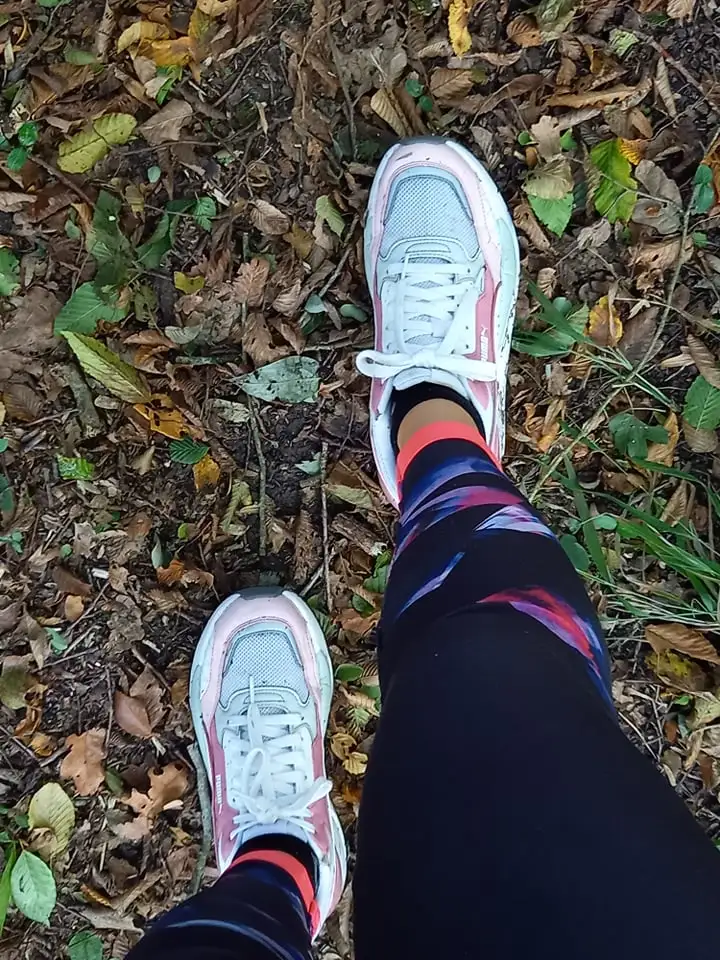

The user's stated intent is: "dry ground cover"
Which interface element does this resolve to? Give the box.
[1,0,720,954]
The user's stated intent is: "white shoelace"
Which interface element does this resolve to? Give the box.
[356,259,497,382]
[226,679,331,842]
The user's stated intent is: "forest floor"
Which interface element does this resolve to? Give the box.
[1,0,720,954]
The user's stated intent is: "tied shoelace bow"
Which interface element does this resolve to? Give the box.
[356,258,497,382]
[227,679,331,842]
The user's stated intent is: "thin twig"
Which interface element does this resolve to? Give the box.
[326,27,357,161]
[320,441,332,612]
[318,215,360,299]
[104,665,114,752]
[34,157,95,208]
[247,397,267,556]
[187,742,213,896]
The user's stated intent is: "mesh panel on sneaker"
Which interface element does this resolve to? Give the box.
[381,174,479,257]
[220,627,308,707]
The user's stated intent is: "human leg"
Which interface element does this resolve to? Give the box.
[127,591,346,960]
[353,138,720,960]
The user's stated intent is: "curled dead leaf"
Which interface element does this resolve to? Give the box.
[60,728,106,795]
[251,200,290,236]
[370,88,412,138]
[126,762,189,819]
[343,751,368,776]
[193,454,221,490]
[682,419,718,453]
[645,623,720,664]
[507,13,543,46]
[234,257,270,307]
[686,334,720,389]
[64,594,85,622]
[587,295,623,347]
[114,690,153,738]
[513,201,551,251]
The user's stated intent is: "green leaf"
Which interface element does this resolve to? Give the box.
[0,846,17,937]
[339,303,368,322]
[418,94,433,113]
[352,593,375,616]
[10,851,56,924]
[560,533,590,573]
[57,455,95,480]
[693,231,708,248]
[239,356,320,403]
[17,122,38,148]
[61,333,151,403]
[517,131,532,146]
[147,165,161,183]
[54,283,127,335]
[608,28,639,56]
[169,437,209,465]
[136,199,192,268]
[6,146,29,171]
[609,412,668,459]
[691,164,715,215]
[304,293,326,314]
[46,628,68,653]
[513,290,588,357]
[590,138,638,223]
[0,248,20,296]
[404,77,424,98]
[296,456,321,475]
[559,130,577,151]
[315,195,345,237]
[335,663,364,683]
[683,375,720,430]
[0,438,8,453]
[192,196,216,231]
[155,65,182,106]
[64,45,101,65]
[0,530,23,555]
[57,114,137,174]
[86,191,134,284]
[528,194,573,236]
[68,931,104,960]
[0,475,14,513]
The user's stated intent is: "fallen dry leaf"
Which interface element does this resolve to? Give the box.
[448,0,472,56]
[234,257,270,307]
[683,420,718,453]
[139,99,193,145]
[506,13,543,46]
[64,594,85,622]
[126,762,189,819]
[193,454,221,490]
[645,623,720,664]
[587,295,623,347]
[60,728,106,795]
[52,566,92,596]
[429,68,474,103]
[370,88,412,138]
[686,334,720,389]
[114,690,154,738]
[647,649,708,692]
[251,199,290,236]
[646,411,678,466]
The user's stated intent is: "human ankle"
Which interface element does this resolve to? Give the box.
[397,398,479,450]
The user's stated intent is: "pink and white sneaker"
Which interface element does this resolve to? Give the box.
[356,137,520,507]
[190,589,347,938]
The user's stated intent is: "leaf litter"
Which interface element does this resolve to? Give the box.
[1,0,720,949]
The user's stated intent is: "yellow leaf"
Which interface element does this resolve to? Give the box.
[330,732,357,761]
[193,454,221,490]
[448,0,472,56]
[133,394,189,439]
[174,272,205,294]
[587,295,623,347]
[57,114,137,174]
[343,751,368,776]
[145,36,196,67]
[188,6,215,42]
[62,333,151,404]
[196,0,235,15]
[646,411,679,466]
[117,20,171,53]
[618,138,647,165]
[28,782,75,859]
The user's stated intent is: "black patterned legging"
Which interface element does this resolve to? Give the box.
[129,423,720,960]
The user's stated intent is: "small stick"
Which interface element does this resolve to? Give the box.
[318,216,360,299]
[320,441,332,613]
[247,397,267,556]
[327,28,357,160]
[34,157,95,208]
[188,742,213,896]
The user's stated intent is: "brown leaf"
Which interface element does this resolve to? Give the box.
[459,75,543,115]
[370,88,412,138]
[126,762,189,819]
[506,13,543,46]
[251,200,290,236]
[513,201,551,251]
[682,419,718,453]
[660,481,692,525]
[667,0,694,17]
[0,601,22,635]
[114,690,153,738]
[429,68,475,103]
[647,649,708,692]
[646,411,678,466]
[60,728,106,795]
[242,312,289,367]
[620,307,658,364]
[645,623,720,664]
[686,334,720,389]
[546,84,642,109]
[157,558,185,585]
[234,257,270,307]
[139,99,193,145]
[53,566,92,596]
[193,454,221,490]
[23,614,50,670]
[64,595,85,622]
[130,665,166,731]
[2,382,43,422]
[654,56,677,118]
